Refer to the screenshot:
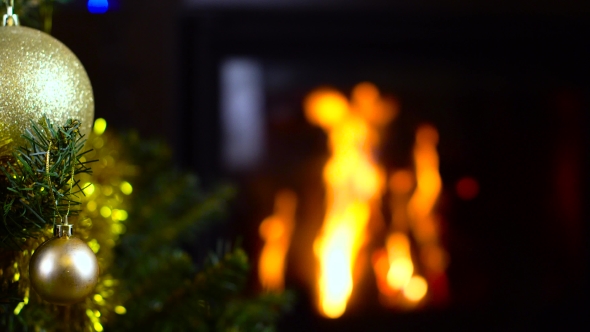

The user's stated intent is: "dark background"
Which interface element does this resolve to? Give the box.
[50,1,589,330]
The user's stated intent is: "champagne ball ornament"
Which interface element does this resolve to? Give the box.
[29,223,99,305]
[0,3,98,306]
[0,5,94,157]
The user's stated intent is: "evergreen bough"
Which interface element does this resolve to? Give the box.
[0,116,93,249]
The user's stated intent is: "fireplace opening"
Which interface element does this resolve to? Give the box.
[179,7,589,331]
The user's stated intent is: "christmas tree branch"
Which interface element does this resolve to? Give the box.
[0,116,94,249]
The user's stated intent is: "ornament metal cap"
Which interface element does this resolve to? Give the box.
[54,223,73,237]
[2,0,19,26]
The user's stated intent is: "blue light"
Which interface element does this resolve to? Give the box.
[87,0,109,14]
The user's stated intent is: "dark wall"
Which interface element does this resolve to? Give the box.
[47,1,590,330]
[52,0,182,150]
[178,6,590,331]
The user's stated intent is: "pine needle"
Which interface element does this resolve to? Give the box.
[0,116,93,249]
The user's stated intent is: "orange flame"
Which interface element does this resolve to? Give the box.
[373,124,447,306]
[408,125,441,245]
[408,125,448,284]
[305,83,396,318]
[385,233,414,290]
[258,189,297,291]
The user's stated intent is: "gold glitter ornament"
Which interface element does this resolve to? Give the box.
[0,24,94,157]
[29,224,99,305]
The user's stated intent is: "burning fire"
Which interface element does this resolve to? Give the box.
[409,125,448,302]
[372,124,448,306]
[385,233,414,290]
[258,189,297,292]
[408,125,442,246]
[257,82,448,316]
[304,83,396,318]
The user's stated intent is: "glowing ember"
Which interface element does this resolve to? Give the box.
[305,82,396,318]
[258,189,297,292]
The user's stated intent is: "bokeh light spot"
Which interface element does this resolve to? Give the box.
[93,322,104,331]
[93,118,107,135]
[83,183,95,196]
[100,206,112,218]
[88,239,101,253]
[87,0,109,14]
[456,176,479,200]
[111,223,126,235]
[87,201,97,212]
[13,302,25,315]
[111,209,128,221]
[120,181,133,195]
[102,185,113,196]
[403,275,428,302]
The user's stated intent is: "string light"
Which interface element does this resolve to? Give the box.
[87,0,109,15]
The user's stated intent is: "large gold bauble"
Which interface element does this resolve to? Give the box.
[0,25,94,156]
[29,235,99,305]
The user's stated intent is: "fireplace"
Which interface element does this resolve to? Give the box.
[179,6,589,330]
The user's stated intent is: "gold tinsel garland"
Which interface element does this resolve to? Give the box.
[0,118,133,331]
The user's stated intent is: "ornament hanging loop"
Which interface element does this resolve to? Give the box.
[2,0,19,26]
